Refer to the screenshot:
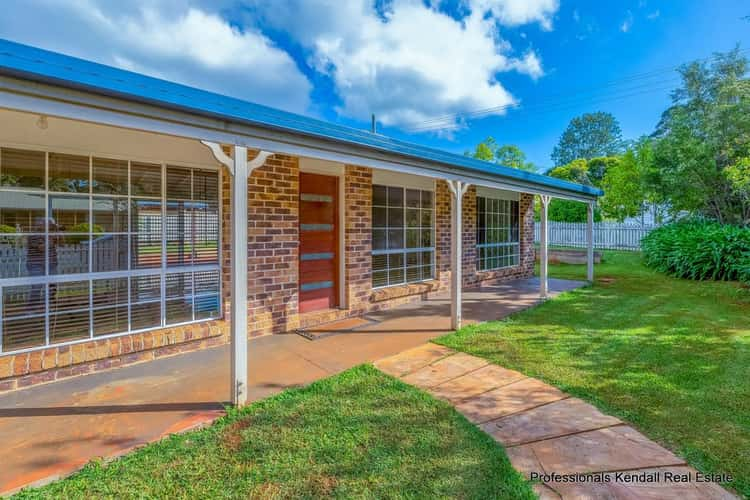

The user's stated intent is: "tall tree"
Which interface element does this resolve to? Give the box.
[652,48,750,225]
[600,142,649,222]
[542,157,610,222]
[467,137,536,171]
[495,145,535,171]
[467,136,498,162]
[551,112,624,166]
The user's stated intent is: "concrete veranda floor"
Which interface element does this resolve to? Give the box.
[0,277,582,494]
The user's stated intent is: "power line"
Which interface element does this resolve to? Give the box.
[487,83,678,126]
[398,47,748,133]
[405,78,681,133]
[402,48,748,130]
[405,66,677,129]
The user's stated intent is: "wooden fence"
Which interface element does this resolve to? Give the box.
[534,222,658,250]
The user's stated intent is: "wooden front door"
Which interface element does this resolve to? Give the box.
[299,173,339,313]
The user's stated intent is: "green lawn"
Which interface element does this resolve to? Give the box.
[16,365,534,499]
[437,251,750,498]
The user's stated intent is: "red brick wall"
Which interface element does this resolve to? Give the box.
[343,165,373,316]
[435,180,452,288]
[0,321,227,392]
[247,154,300,335]
[462,186,478,285]
[221,163,233,320]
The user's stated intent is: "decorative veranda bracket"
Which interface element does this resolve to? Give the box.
[200,140,273,176]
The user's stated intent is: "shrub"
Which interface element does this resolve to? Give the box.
[641,220,750,285]
[67,222,104,235]
[62,223,104,244]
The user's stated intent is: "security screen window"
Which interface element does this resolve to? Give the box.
[476,195,520,271]
[0,146,222,353]
[372,185,434,288]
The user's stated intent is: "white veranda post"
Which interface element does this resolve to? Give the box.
[201,141,272,406]
[231,146,249,406]
[448,180,470,330]
[587,201,595,282]
[539,194,551,299]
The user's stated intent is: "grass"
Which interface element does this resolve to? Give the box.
[437,250,750,498]
[15,365,534,499]
[137,242,219,254]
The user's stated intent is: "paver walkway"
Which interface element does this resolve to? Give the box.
[375,344,737,500]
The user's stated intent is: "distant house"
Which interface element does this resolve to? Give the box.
[0,39,601,401]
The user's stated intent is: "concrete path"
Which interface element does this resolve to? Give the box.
[0,277,582,495]
[375,344,737,500]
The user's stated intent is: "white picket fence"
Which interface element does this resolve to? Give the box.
[534,222,658,250]
[0,241,112,277]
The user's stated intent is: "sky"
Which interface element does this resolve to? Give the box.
[0,0,748,171]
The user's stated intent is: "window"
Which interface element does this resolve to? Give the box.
[0,147,221,353]
[476,196,520,271]
[372,185,434,288]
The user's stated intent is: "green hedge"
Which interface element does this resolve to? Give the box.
[641,221,750,285]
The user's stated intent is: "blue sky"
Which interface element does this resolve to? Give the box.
[1,1,748,171]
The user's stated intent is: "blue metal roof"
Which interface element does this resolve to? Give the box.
[0,38,602,197]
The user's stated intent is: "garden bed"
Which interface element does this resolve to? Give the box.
[535,248,603,264]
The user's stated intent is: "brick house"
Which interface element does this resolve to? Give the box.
[0,39,601,401]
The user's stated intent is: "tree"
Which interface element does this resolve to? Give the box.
[599,139,662,222]
[468,136,497,162]
[652,48,750,225]
[600,148,645,222]
[551,112,624,166]
[467,137,536,171]
[540,157,609,222]
[546,159,590,185]
[495,145,535,171]
[726,157,750,207]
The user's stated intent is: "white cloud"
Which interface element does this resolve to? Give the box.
[621,10,634,32]
[573,9,581,23]
[509,51,544,80]
[250,0,557,130]
[0,0,312,113]
[647,9,660,20]
[470,0,560,31]
[0,0,558,132]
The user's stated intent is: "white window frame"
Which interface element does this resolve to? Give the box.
[476,194,521,272]
[0,144,223,355]
[371,183,436,289]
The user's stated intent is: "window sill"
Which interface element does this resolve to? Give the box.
[371,280,442,302]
